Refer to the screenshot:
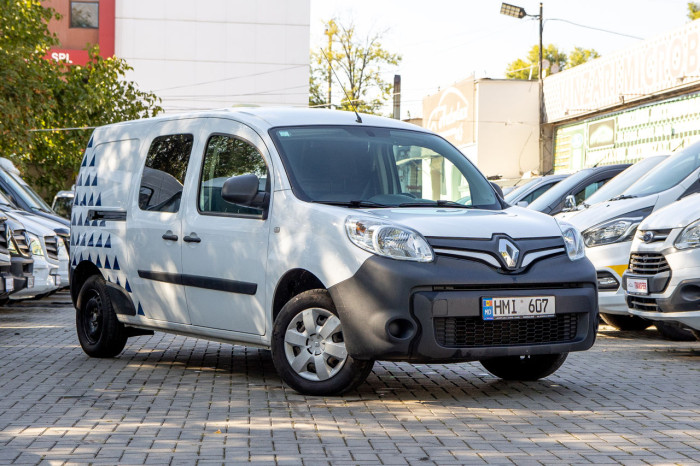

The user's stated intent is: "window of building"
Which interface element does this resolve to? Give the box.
[198,134,268,217]
[139,134,194,213]
[70,1,99,29]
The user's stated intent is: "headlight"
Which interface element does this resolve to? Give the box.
[27,233,44,257]
[557,220,585,261]
[675,218,700,249]
[581,208,652,247]
[345,216,434,262]
[57,240,69,260]
[7,230,17,254]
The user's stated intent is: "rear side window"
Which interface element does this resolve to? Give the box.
[198,134,268,217]
[139,134,193,212]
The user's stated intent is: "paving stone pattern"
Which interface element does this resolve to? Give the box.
[1,293,699,465]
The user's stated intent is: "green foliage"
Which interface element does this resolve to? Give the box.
[310,19,401,115]
[689,2,700,20]
[0,1,162,199]
[505,44,599,80]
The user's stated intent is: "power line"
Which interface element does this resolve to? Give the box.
[154,65,308,92]
[546,18,643,40]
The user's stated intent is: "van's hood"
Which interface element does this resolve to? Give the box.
[3,210,56,236]
[640,193,700,230]
[357,206,563,239]
[560,195,657,231]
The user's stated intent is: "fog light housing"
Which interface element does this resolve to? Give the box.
[386,318,415,340]
[597,271,619,291]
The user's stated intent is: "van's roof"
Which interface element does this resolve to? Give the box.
[99,107,428,134]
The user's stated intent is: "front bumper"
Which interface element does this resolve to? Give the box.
[10,257,59,299]
[329,254,598,362]
[586,242,633,315]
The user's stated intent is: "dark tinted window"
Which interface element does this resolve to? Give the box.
[198,135,268,216]
[521,182,557,204]
[70,1,98,28]
[139,134,193,212]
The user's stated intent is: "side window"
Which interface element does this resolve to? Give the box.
[574,179,609,204]
[139,134,193,213]
[522,183,554,204]
[198,134,268,216]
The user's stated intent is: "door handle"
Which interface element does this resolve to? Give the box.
[183,234,201,243]
[162,233,178,241]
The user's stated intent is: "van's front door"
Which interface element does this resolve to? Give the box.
[181,120,270,335]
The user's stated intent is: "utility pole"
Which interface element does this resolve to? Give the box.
[393,75,401,120]
[324,21,337,109]
[538,2,545,174]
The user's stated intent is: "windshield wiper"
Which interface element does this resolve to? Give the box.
[397,200,473,208]
[609,194,638,201]
[312,200,389,208]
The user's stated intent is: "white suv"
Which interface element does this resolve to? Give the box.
[623,194,700,340]
[69,108,598,395]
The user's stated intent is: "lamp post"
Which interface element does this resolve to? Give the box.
[500,3,545,174]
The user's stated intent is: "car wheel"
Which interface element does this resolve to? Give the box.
[654,321,697,342]
[76,275,127,358]
[271,289,374,396]
[691,329,700,342]
[480,353,568,380]
[600,313,652,330]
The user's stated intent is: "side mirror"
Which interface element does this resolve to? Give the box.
[517,201,529,207]
[221,174,268,209]
[490,181,504,199]
[563,194,576,211]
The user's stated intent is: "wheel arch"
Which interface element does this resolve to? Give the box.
[70,261,102,306]
[272,268,325,322]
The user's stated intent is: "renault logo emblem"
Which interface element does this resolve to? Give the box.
[498,239,520,269]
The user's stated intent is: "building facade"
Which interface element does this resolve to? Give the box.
[45,0,310,113]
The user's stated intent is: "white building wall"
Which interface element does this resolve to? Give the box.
[474,80,539,179]
[115,0,310,113]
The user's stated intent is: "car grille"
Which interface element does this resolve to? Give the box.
[629,253,670,275]
[44,236,59,260]
[13,229,30,257]
[434,314,578,347]
[627,295,660,312]
[0,221,8,254]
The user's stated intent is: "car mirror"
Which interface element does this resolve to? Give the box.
[221,174,269,209]
[563,194,576,211]
[517,201,529,207]
[490,181,504,199]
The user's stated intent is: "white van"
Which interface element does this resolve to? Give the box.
[560,144,700,334]
[69,108,598,395]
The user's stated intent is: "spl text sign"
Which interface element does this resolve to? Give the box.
[423,77,475,148]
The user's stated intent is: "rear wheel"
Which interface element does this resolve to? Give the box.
[691,329,700,342]
[76,275,127,358]
[271,289,374,396]
[600,313,652,331]
[480,353,568,380]
[654,321,697,341]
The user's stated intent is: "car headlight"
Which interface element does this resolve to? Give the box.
[27,233,44,257]
[345,216,434,262]
[581,208,652,247]
[7,229,17,254]
[557,220,585,261]
[57,240,69,260]
[675,218,700,250]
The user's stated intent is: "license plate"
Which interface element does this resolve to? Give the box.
[482,296,555,320]
[4,278,13,292]
[626,277,648,295]
[27,276,34,289]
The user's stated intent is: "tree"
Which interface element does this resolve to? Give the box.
[505,44,599,80]
[310,19,401,115]
[689,2,700,20]
[0,1,162,198]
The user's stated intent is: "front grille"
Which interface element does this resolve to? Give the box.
[13,229,30,257]
[636,229,671,243]
[44,236,58,260]
[434,314,578,347]
[628,295,660,312]
[629,253,670,275]
[0,221,8,254]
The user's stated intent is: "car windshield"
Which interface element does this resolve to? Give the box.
[0,190,16,208]
[269,125,500,209]
[583,155,668,205]
[621,143,700,197]
[527,169,592,211]
[504,178,542,203]
[0,170,54,213]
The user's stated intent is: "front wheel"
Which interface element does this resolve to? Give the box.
[480,353,568,380]
[654,321,697,341]
[271,289,374,396]
[76,275,127,358]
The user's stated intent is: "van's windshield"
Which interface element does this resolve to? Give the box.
[270,126,500,209]
[621,143,700,198]
[0,170,53,213]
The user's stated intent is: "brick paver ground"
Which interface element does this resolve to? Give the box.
[1,292,699,465]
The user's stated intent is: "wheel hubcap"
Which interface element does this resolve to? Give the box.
[82,291,103,344]
[283,307,348,382]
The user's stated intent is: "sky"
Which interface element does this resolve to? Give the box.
[310,0,690,119]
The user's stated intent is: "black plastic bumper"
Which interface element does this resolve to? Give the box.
[328,254,598,362]
[9,255,34,294]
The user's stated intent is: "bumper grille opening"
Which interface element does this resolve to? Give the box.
[44,236,58,260]
[627,295,659,312]
[434,314,578,348]
[629,253,670,275]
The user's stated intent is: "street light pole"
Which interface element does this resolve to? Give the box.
[538,2,545,175]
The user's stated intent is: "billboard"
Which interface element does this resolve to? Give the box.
[423,77,475,148]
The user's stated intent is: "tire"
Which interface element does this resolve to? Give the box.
[691,329,700,342]
[271,289,374,396]
[654,321,697,342]
[600,312,652,331]
[480,353,568,381]
[76,275,127,358]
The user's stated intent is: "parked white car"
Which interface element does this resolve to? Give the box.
[69,108,599,395]
[622,194,700,340]
[561,144,700,334]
